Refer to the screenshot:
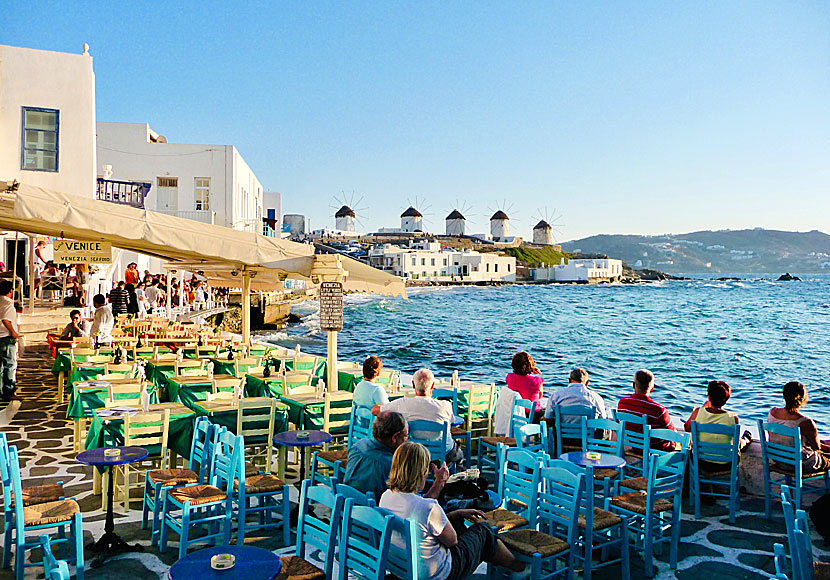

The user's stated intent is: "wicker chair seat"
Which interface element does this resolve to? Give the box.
[578,507,623,530]
[625,448,645,459]
[770,462,827,478]
[500,529,569,557]
[593,468,620,480]
[275,555,325,580]
[619,477,647,492]
[315,449,348,463]
[562,443,582,453]
[699,465,732,478]
[484,507,528,531]
[234,473,285,494]
[148,468,199,487]
[481,436,516,446]
[451,426,467,436]
[23,499,79,526]
[610,492,673,515]
[11,483,64,507]
[168,484,227,506]
[245,462,261,477]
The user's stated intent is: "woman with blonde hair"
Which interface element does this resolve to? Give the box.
[379,442,525,580]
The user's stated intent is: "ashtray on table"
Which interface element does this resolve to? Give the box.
[585,452,601,461]
[104,448,121,457]
[296,431,310,440]
[210,553,235,570]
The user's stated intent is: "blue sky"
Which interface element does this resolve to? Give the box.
[7,2,830,241]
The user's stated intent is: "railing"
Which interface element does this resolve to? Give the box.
[263,223,276,237]
[154,209,216,224]
[96,178,151,208]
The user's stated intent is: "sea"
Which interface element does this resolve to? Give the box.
[258,274,830,426]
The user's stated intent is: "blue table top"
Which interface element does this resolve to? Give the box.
[452,415,464,427]
[168,545,281,580]
[76,446,149,467]
[273,430,332,447]
[560,452,626,469]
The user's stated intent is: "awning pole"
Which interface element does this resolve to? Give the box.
[164,265,172,320]
[241,270,252,345]
[27,234,35,314]
[327,330,338,392]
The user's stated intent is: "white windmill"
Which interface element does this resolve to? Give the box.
[531,208,565,246]
[487,200,516,242]
[444,200,473,236]
[329,191,367,234]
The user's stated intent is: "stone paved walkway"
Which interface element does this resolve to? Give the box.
[1,345,828,580]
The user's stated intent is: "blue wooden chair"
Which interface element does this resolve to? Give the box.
[758,419,830,519]
[554,404,593,456]
[615,411,651,478]
[494,464,585,580]
[278,480,344,579]
[478,397,532,478]
[232,437,291,546]
[546,458,629,580]
[348,404,375,449]
[690,422,741,522]
[408,419,449,464]
[1,434,66,569]
[485,446,541,531]
[38,536,70,580]
[334,481,375,506]
[772,542,790,580]
[434,387,474,467]
[143,416,219,546]
[375,506,419,580]
[581,417,624,498]
[618,428,688,494]
[608,451,686,577]
[338,499,394,580]
[309,450,344,490]
[515,423,550,456]
[160,430,239,558]
[5,447,84,580]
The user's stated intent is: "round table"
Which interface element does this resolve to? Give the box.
[76,446,148,567]
[452,415,464,427]
[559,452,626,470]
[168,545,282,580]
[273,430,333,482]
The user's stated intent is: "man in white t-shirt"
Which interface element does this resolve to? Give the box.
[90,293,114,346]
[380,368,464,467]
[0,280,19,402]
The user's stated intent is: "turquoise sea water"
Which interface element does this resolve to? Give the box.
[261,274,830,426]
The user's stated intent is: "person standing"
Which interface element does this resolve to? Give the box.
[90,293,114,346]
[124,262,140,285]
[108,281,129,316]
[0,280,19,402]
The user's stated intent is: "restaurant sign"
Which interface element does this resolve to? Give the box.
[53,240,113,264]
[319,281,344,331]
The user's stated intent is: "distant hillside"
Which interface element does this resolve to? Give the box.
[561,229,830,274]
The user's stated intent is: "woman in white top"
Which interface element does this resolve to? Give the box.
[379,442,524,580]
[767,381,830,473]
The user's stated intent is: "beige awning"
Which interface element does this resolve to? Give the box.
[0,184,406,298]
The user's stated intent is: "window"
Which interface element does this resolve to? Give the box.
[486,263,490,272]
[507,264,511,272]
[195,177,210,210]
[443,259,447,266]
[158,177,178,188]
[431,258,435,266]
[411,258,416,266]
[21,107,59,171]
[421,258,425,266]
[495,264,499,272]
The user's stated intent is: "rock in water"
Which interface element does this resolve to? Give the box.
[286,313,303,324]
[777,273,802,281]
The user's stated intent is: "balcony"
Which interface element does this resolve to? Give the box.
[154,209,216,224]
[96,178,151,208]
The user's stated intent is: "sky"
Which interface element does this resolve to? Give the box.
[6,1,830,242]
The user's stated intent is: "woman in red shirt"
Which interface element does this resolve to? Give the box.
[506,351,544,423]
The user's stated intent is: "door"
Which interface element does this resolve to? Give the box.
[156,177,179,211]
[5,238,28,297]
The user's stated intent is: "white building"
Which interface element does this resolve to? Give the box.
[445,209,466,236]
[96,122,263,233]
[0,43,98,283]
[369,241,516,282]
[532,258,624,282]
[263,191,282,237]
[490,210,509,241]
[400,207,423,232]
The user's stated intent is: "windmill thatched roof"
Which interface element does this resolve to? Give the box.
[490,210,509,220]
[401,207,423,218]
[446,209,465,220]
[534,220,551,230]
[335,205,355,218]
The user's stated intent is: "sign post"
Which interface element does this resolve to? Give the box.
[319,281,344,393]
[53,240,112,264]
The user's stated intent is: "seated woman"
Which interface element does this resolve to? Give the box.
[506,351,544,423]
[684,380,751,467]
[353,355,389,415]
[379,442,525,580]
[767,381,830,473]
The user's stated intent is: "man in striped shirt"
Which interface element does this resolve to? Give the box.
[617,368,678,450]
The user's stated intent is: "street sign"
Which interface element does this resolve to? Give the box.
[53,240,112,264]
[319,281,344,331]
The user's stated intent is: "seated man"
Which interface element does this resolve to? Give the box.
[343,411,448,501]
[353,355,389,412]
[59,309,90,340]
[380,368,464,467]
[617,368,678,450]
[545,367,609,420]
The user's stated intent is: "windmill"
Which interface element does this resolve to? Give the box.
[531,207,565,245]
[443,199,474,236]
[329,191,367,233]
[486,199,518,241]
[400,196,434,233]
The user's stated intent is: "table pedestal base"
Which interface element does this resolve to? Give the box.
[89,532,144,568]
